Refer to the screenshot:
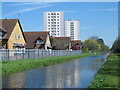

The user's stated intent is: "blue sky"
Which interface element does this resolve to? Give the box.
[1,2,118,47]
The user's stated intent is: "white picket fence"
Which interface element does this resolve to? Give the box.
[0,49,82,61]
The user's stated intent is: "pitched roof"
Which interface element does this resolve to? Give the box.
[0,19,26,41]
[54,37,71,41]
[0,19,18,39]
[0,27,7,32]
[24,31,49,49]
[71,40,82,46]
[53,37,71,50]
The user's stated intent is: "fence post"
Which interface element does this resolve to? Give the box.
[8,49,9,61]
[42,49,43,58]
[34,49,35,59]
[38,49,39,58]
[22,49,24,59]
[28,49,29,59]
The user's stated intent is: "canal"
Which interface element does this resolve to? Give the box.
[2,54,108,88]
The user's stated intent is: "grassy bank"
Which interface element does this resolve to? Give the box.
[88,53,119,88]
[2,52,103,76]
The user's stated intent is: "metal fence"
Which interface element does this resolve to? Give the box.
[0,49,82,61]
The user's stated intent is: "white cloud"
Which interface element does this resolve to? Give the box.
[90,8,117,12]
[81,26,95,30]
[5,4,53,17]
[4,2,49,6]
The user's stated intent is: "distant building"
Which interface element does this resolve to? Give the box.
[0,19,26,49]
[24,31,51,50]
[65,19,80,40]
[53,37,71,50]
[44,11,64,37]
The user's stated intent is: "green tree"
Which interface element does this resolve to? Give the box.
[105,45,110,51]
[84,38,101,52]
[82,45,89,53]
[97,38,107,52]
[111,38,120,53]
[90,36,109,52]
[50,37,56,47]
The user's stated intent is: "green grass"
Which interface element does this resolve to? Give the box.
[88,53,120,88]
[2,52,103,76]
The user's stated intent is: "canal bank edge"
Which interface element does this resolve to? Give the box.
[2,52,104,76]
[88,53,119,88]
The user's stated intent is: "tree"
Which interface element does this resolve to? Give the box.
[105,45,110,51]
[97,38,106,52]
[111,38,120,53]
[84,38,101,52]
[90,36,109,52]
[50,37,56,47]
[82,45,89,53]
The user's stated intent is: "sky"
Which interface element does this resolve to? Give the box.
[1,2,118,48]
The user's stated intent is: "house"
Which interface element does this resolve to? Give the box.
[24,31,51,50]
[71,40,83,50]
[53,37,71,50]
[0,19,26,49]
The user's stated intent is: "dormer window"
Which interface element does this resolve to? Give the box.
[0,27,7,39]
[35,37,44,45]
[0,31,6,39]
[36,40,43,44]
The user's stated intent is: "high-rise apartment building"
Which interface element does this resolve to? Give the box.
[44,11,64,37]
[65,19,80,40]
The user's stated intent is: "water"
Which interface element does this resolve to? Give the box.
[2,54,108,88]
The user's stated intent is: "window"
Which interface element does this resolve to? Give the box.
[51,13,54,15]
[18,34,20,39]
[48,16,50,18]
[70,22,74,24]
[57,13,59,15]
[14,34,20,39]
[48,19,50,21]
[57,22,59,24]
[0,31,6,39]
[48,22,50,24]
[57,19,59,21]
[57,16,59,18]
[14,34,17,39]
[48,13,50,15]
[36,39,43,44]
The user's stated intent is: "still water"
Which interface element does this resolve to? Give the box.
[2,54,108,88]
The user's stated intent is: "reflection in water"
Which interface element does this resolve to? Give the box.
[2,54,107,88]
